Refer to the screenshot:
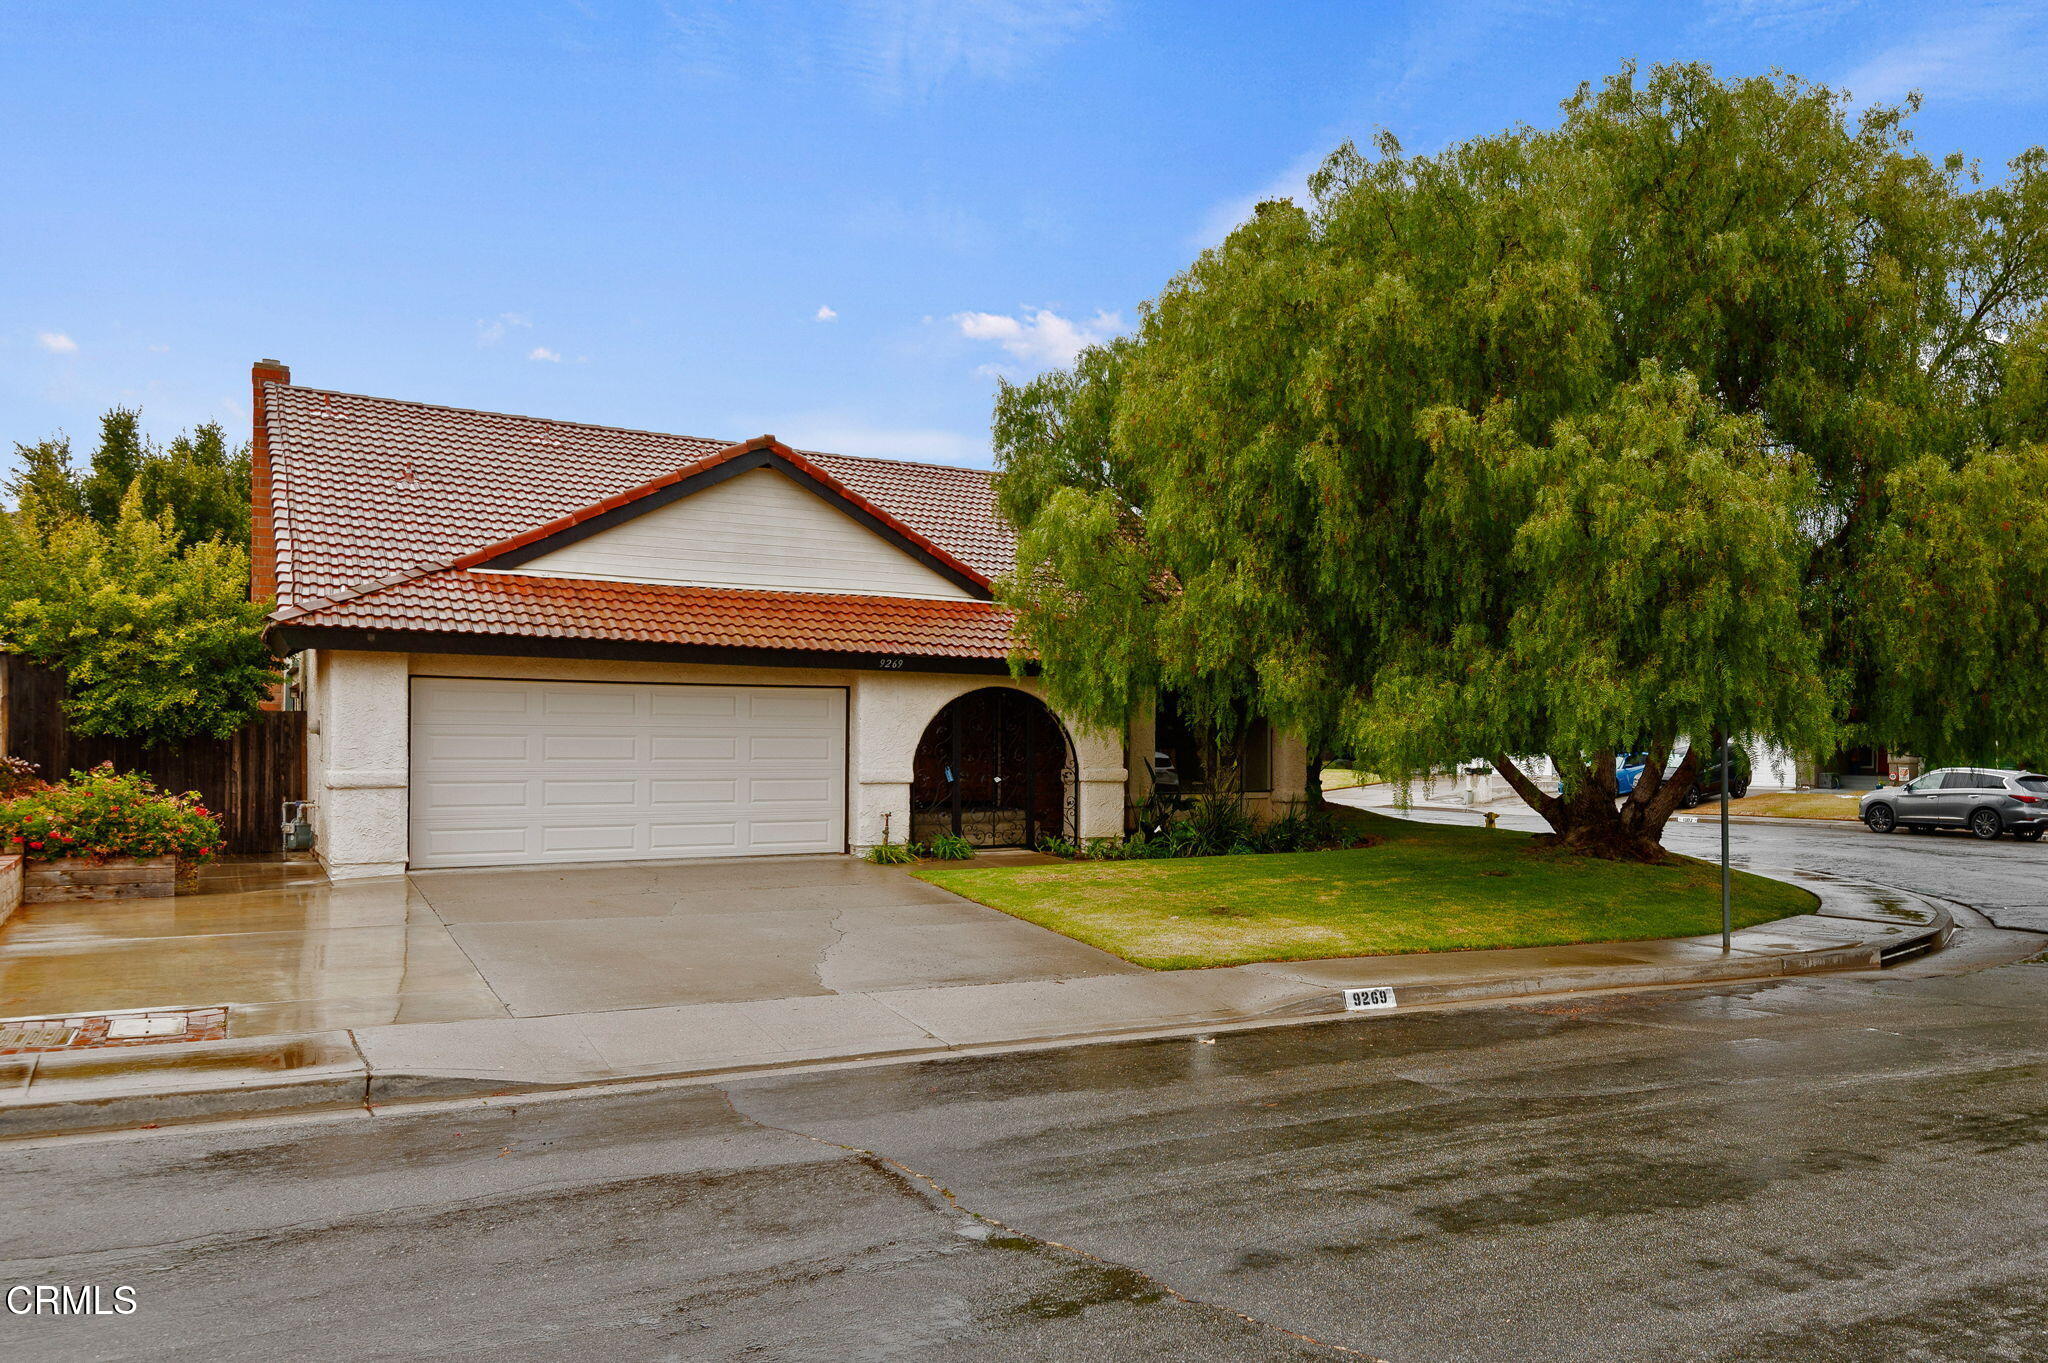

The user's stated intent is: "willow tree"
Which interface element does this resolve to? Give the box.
[994,63,2048,860]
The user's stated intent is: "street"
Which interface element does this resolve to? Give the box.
[4,816,2045,1363]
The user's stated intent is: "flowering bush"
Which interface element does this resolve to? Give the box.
[0,755,43,798]
[0,763,221,864]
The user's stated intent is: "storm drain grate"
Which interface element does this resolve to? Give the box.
[0,1007,228,1055]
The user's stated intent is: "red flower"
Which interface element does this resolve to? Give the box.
[26,840,42,849]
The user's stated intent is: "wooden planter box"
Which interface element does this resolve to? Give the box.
[22,855,176,903]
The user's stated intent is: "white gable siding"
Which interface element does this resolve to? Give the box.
[491,467,977,599]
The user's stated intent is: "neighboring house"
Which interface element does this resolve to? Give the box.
[251,361,1308,879]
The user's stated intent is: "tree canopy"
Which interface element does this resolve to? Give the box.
[993,63,2048,857]
[8,408,252,549]
[0,490,279,741]
[3,406,269,742]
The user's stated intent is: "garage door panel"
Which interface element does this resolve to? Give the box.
[410,679,846,868]
[650,691,739,718]
[747,690,836,720]
[650,779,742,805]
[417,780,531,811]
[416,685,534,720]
[750,735,836,762]
[650,735,741,762]
[418,826,532,860]
[749,819,838,846]
[542,689,640,718]
[539,825,641,854]
[650,822,743,851]
[749,777,835,802]
[540,779,640,807]
[541,733,638,763]
[418,732,536,763]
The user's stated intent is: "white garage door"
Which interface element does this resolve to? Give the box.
[409,678,847,869]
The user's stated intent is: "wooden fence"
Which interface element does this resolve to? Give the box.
[2,656,306,855]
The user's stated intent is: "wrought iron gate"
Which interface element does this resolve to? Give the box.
[910,688,1076,848]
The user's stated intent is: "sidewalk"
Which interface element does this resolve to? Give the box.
[0,868,1949,1138]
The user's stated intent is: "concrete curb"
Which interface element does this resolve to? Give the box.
[0,873,1951,1140]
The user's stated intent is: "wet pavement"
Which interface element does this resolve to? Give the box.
[4,815,2046,1360]
[3,945,2044,1361]
[0,854,1142,1033]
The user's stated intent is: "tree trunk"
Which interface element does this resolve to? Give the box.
[1489,745,1704,863]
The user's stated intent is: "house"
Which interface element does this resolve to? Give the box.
[251,361,1310,879]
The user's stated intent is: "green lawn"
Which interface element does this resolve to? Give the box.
[911,810,1815,969]
[1717,792,1863,821]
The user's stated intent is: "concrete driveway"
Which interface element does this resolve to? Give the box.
[0,855,1142,1037]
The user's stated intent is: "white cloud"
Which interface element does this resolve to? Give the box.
[476,312,532,346]
[528,346,564,362]
[1709,0,1860,29]
[815,305,839,322]
[1839,2,2048,104]
[663,0,1108,101]
[1190,148,1328,249]
[36,331,78,354]
[747,410,990,465]
[147,343,171,354]
[952,306,1122,371]
[843,0,1110,99]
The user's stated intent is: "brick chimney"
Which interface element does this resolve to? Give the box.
[250,359,290,606]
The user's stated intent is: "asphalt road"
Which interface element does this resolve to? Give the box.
[4,819,2046,1363]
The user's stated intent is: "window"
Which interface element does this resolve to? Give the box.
[1905,772,1942,792]
[1153,693,1272,795]
[2017,776,2048,794]
[1240,717,1273,793]
[1940,771,1978,790]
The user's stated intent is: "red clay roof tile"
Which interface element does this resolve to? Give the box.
[274,572,1015,658]
[261,383,1021,659]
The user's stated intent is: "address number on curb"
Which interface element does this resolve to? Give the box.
[1342,986,1399,1011]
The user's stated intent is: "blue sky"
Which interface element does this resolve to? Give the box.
[4,1,2045,471]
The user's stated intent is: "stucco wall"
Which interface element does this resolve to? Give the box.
[301,649,1132,877]
[308,650,411,880]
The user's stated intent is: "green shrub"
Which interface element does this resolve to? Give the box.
[1184,792,1257,852]
[0,762,222,864]
[864,839,920,865]
[926,832,977,860]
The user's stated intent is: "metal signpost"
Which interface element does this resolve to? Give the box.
[1720,734,1733,952]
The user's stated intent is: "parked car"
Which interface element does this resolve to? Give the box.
[1861,767,2048,841]
[1611,745,1750,804]
[1677,743,1750,808]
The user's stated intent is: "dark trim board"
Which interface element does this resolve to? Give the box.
[272,625,1026,676]
[481,447,995,601]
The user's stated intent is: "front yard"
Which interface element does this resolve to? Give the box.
[912,810,1815,969]
[1715,791,1863,821]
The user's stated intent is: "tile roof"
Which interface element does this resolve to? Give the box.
[271,571,1016,658]
[260,383,1015,606]
[259,381,1023,661]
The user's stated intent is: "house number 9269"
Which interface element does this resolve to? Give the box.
[877,657,906,669]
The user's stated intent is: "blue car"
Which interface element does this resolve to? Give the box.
[1615,751,1649,795]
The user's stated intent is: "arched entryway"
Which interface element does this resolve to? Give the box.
[910,688,1075,848]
